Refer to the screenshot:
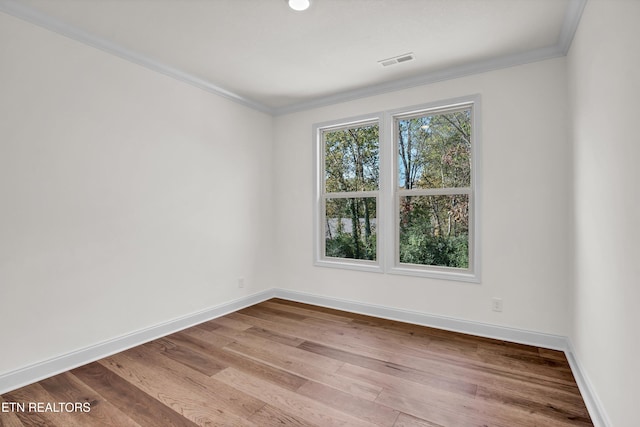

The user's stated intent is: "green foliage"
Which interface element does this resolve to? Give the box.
[399,222,468,268]
[398,110,471,190]
[325,124,379,192]
[324,125,379,261]
[326,231,376,261]
[396,109,471,269]
[399,194,469,268]
[322,109,472,268]
[325,197,376,261]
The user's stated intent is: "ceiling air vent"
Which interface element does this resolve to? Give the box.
[378,53,415,67]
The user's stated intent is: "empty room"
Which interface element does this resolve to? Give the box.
[0,0,637,426]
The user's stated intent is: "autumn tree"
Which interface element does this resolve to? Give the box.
[324,124,378,260]
[397,109,471,268]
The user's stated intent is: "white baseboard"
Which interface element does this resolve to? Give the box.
[564,340,611,427]
[273,289,569,350]
[0,289,275,395]
[0,287,609,426]
[272,289,609,427]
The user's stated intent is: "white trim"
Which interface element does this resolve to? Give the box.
[0,289,275,395]
[0,287,610,426]
[274,289,568,350]
[0,0,586,116]
[387,265,478,283]
[396,188,471,197]
[274,0,587,116]
[274,45,564,115]
[565,339,612,427]
[558,0,588,55]
[313,96,480,283]
[275,290,610,425]
[313,113,384,271]
[388,95,481,283]
[0,0,273,114]
[323,191,378,199]
[313,259,383,274]
[273,289,609,426]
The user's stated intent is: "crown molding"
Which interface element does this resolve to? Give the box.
[1,0,586,117]
[275,0,587,115]
[558,0,588,55]
[0,0,275,115]
[273,44,565,115]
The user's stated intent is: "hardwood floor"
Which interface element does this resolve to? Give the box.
[0,299,592,426]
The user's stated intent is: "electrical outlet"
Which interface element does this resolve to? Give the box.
[491,297,503,312]
[238,277,245,288]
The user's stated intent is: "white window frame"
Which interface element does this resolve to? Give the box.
[313,113,385,273]
[386,96,481,282]
[313,95,481,283]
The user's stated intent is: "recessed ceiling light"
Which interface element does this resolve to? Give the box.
[288,0,311,12]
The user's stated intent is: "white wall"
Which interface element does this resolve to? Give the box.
[567,1,640,426]
[0,13,274,375]
[274,58,572,335]
[5,4,636,424]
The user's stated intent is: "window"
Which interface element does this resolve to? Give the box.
[314,116,382,272]
[314,96,480,282]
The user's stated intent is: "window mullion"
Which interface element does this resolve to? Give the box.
[323,190,378,199]
[397,187,471,197]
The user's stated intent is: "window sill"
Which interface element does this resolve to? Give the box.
[388,265,480,283]
[314,259,383,274]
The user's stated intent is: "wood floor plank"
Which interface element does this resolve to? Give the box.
[0,299,592,426]
[226,310,442,371]
[296,380,399,427]
[214,367,377,427]
[2,385,61,427]
[70,362,198,427]
[239,304,309,322]
[248,404,317,427]
[475,385,592,425]
[244,326,307,347]
[340,364,583,426]
[148,338,227,376]
[375,389,481,427]
[221,329,346,373]
[166,330,309,392]
[0,394,26,427]
[172,327,235,348]
[303,326,581,398]
[336,362,489,422]
[101,346,262,426]
[38,372,141,427]
[298,340,478,398]
[207,315,253,331]
[393,412,445,427]
[261,300,356,325]
[192,320,222,332]
[269,299,377,323]
[300,316,437,357]
[539,347,569,361]
[223,340,383,401]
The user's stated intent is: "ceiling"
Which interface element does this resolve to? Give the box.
[1,0,586,115]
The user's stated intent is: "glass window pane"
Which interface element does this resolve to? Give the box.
[399,195,469,268]
[324,124,379,192]
[397,109,471,190]
[325,197,377,261]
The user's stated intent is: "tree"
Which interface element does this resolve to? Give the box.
[397,110,471,268]
[324,124,378,260]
